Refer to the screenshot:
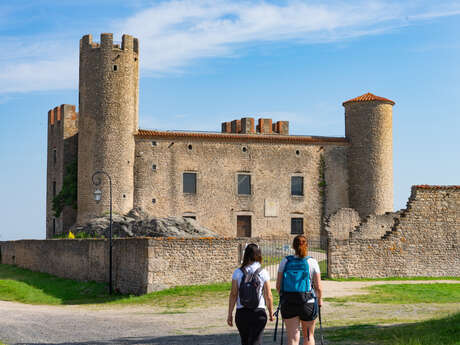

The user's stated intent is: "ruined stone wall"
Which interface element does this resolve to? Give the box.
[328,186,460,278]
[134,135,348,240]
[325,208,360,240]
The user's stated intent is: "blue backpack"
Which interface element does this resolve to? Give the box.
[282,255,312,301]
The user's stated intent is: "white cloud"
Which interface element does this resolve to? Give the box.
[1,0,460,93]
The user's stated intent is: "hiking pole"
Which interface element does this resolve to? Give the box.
[273,304,280,342]
[280,315,284,345]
[318,305,325,345]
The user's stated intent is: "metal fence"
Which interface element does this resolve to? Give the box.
[240,238,328,279]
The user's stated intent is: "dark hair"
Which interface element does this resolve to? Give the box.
[240,243,262,268]
[293,235,308,258]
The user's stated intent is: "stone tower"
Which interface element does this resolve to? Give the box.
[343,92,394,218]
[77,33,139,223]
[46,105,78,238]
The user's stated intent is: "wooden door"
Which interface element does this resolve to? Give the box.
[237,215,252,237]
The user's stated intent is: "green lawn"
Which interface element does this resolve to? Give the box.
[328,313,460,345]
[326,283,460,304]
[329,276,460,282]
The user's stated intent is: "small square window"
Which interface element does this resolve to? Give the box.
[291,218,304,234]
[238,174,251,195]
[183,172,196,194]
[291,176,304,196]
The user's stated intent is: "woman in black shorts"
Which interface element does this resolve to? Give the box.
[228,243,274,345]
[276,235,323,345]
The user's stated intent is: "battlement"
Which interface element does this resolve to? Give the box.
[48,104,77,127]
[221,117,289,135]
[80,33,139,54]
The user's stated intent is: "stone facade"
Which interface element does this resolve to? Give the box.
[328,186,460,278]
[46,33,396,242]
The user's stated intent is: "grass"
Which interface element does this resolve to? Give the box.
[328,313,460,345]
[329,276,460,282]
[326,283,460,304]
[0,264,263,309]
[0,264,115,305]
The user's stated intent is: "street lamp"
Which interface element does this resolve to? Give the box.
[92,171,113,295]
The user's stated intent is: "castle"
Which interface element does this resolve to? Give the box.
[46,33,395,241]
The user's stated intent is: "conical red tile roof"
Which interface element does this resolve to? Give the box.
[342,92,395,106]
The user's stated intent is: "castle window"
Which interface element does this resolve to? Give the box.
[238,174,251,195]
[152,198,156,204]
[52,218,56,236]
[291,218,304,234]
[113,65,118,71]
[296,150,300,156]
[183,172,196,194]
[53,181,56,197]
[242,147,247,153]
[151,141,157,146]
[152,164,157,171]
[291,176,304,196]
[53,148,57,165]
[188,144,193,150]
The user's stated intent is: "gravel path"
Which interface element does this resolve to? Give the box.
[1,280,458,345]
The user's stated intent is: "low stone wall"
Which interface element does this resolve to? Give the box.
[146,237,247,292]
[328,186,460,278]
[0,237,248,294]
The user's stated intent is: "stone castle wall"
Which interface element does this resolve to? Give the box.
[328,186,460,278]
[133,134,349,240]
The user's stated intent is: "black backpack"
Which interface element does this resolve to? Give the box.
[239,266,263,309]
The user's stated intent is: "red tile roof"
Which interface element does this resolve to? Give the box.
[343,92,395,106]
[136,129,348,145]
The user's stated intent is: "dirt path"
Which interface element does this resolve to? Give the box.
[1,280,458,345]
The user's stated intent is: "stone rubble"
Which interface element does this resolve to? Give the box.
[71,207,220,238]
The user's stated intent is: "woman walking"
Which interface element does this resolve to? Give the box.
[228,243,274,345]
[276,235,323,345]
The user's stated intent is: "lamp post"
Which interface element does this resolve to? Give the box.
[92,170,113,295]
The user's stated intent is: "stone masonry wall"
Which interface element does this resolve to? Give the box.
[0,237,250,294]
[328,186,460,278]
[325,208,360,240]
[0,238,149,295]
[146,237,248,292]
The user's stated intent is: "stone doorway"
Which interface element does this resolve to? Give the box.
[237,215,252,237]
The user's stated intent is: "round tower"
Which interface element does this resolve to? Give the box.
[343,92,394,218]
[77,33,139,223]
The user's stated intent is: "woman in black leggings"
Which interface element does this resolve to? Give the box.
[227,244,274,345]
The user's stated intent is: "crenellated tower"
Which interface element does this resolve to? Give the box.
[343,92,394,218]
[77,33,139,224]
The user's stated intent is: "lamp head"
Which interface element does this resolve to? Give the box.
[93,189,102,203]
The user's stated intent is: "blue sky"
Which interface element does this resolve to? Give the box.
[1,0,459,241]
